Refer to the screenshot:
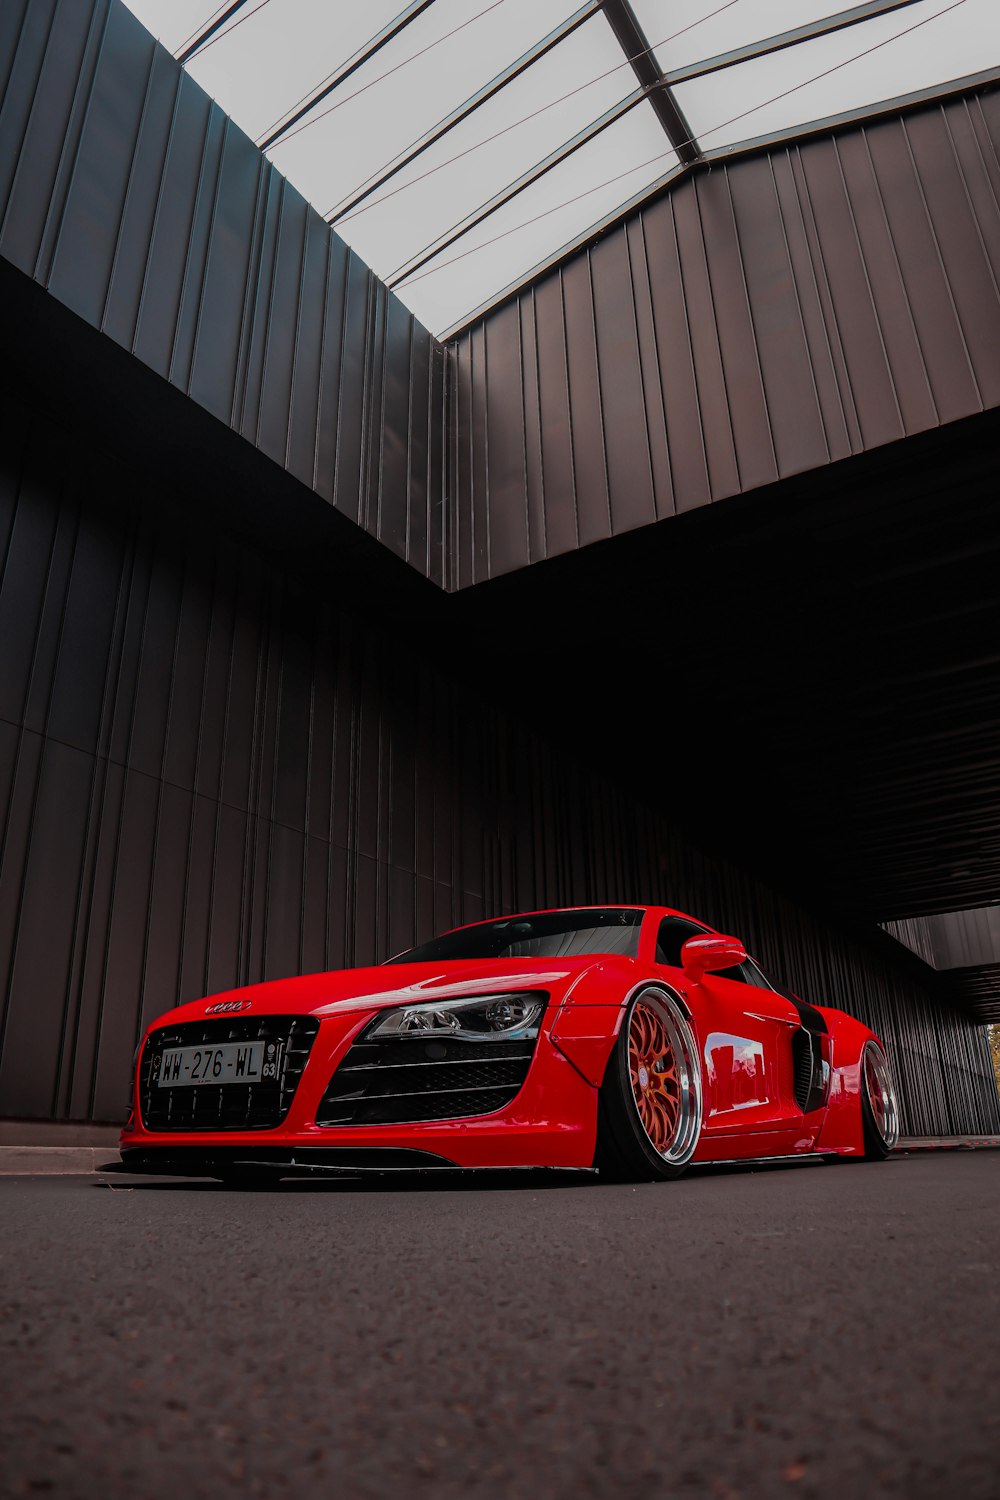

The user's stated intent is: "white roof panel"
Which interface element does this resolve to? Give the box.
[674,0,999,152]
[121,0,1000,336]
[631,1,860,72]
[278,11,636,281]
[395,97,676,331]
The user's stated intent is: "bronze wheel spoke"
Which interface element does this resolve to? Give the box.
[617,989,702,1172]
[630,1001,683,1154]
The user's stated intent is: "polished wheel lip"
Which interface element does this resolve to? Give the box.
[626,987,702,1166]
[863,1040,901,1151]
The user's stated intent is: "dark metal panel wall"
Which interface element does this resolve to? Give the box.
[0,388,996,1133]
[0,0,445,583]
[449,86,1000,585]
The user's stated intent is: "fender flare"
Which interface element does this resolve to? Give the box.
[550,976,694,1089]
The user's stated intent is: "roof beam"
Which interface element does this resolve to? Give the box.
[663,0,927,87]
[600,0,700,164]
[327,1,602,225]
[177,0,251,64]
[388,86,650,288]
[257,0,440,152]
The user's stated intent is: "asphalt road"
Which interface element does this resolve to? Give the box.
[1,1154,998,1500]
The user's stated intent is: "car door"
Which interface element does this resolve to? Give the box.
[694,964,803,1137]
[653,916,801,1138]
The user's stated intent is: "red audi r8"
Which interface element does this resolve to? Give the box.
[119,905,901,1182]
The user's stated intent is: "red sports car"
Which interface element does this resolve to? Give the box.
[119,905,901,1182]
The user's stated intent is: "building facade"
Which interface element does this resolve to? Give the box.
[1,0,998,1133]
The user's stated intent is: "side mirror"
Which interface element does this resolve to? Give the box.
[681,934,747,983]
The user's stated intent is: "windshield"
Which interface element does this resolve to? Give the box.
[385,908,645,964]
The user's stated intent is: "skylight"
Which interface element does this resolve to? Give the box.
[122,0,1000,338]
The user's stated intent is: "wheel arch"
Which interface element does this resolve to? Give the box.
[549,973,694,1089]
[594,981,704,1180]
[812,1009,889,1156]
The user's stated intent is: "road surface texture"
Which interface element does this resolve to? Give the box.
[1,1154,997,1500]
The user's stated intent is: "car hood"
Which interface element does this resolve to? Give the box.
[147,957,609,1028]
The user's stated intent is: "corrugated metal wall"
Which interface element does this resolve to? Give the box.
[449,86,1000,585]
[0,0,445,581]
[1,388,996,1133]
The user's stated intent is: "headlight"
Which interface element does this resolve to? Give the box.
[369,992,546,1042]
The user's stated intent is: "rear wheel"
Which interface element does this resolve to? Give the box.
[860,1040,900,1159]
[596,987,702,1182]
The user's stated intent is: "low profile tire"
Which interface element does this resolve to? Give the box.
[596,986,703,1182]
[860,1040,900,1160]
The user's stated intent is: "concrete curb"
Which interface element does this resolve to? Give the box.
[896,1136,1000,1152]
[0,1146,119,1175]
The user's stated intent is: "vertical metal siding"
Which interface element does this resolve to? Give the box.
[0,0,445,576]
[450,88,1000,583]
[0,390,996,1134]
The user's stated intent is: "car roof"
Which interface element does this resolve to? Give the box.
[429,904,713,938]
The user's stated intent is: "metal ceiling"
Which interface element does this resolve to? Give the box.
[450,402,1000,1003]
[946,967,1000,1025]
[885,911,1000,1024]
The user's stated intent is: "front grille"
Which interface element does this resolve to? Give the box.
[317,1028,538,1127]
[139,1016,319,1131]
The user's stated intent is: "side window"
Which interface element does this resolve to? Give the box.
[655,916,708,967]
[716,956,775,990]
[656,915,776,991]
[740,956,776,991]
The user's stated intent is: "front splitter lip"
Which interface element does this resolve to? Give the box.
[116,1144,464,1176]
[119,1113,592,1167]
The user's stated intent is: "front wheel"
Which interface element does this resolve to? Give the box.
[860,1040,900,1159]
[595,986,703,1182]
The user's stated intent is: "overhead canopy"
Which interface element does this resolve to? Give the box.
[122,0,998,335]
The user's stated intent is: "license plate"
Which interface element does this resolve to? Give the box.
[154,1041,274,1088]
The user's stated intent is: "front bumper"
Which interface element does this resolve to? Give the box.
[119,1005,600,1171]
